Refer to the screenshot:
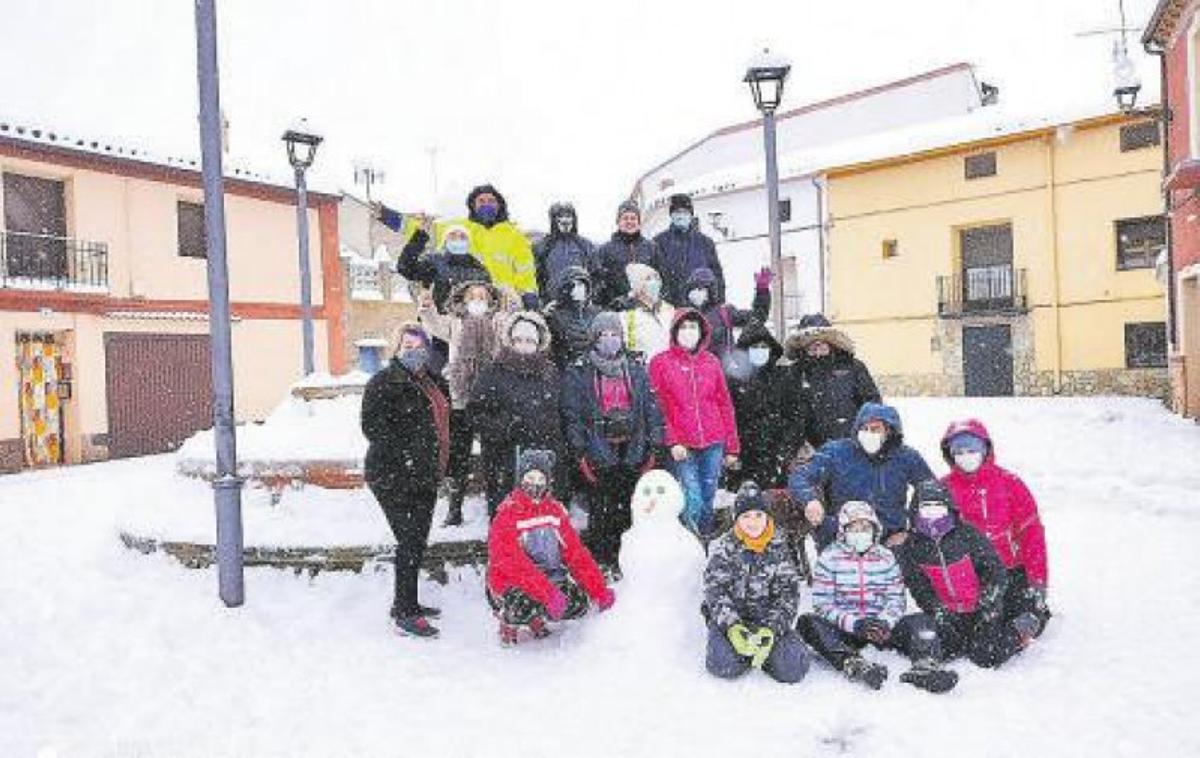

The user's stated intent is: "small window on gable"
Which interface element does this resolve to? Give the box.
[964,152,997,180]
[1124,322,1167,368]
[177,201,207,259]
[881,239,898,259]
[1120,121,1160,152]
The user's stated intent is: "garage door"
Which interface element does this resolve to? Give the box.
[104,333,213,458]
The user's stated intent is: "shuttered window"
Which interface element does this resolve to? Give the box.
[964,152,997,180]
[177,201,206,259]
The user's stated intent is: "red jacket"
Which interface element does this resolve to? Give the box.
[940,419,1048,588]
[647,309,740,455]
[486,489,608,608]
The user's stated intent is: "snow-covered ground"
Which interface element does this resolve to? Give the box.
[3,397,1198,758]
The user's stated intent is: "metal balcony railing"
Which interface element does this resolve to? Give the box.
[1,230,109,291]
[937,265,1027,317]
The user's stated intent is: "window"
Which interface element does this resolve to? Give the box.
[881,238,898,259]
[177,201,206,258]
[1125,322,1167,368]
[2,171,68,279]
[964,152,997,180]
[1120,121,1160,152]
[778,198,792,223]
[1115,216,1165,270]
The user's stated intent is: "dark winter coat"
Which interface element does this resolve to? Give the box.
[361,361,451,493]
[544,266,602,369]
[653,221,724,307]
[786,316,880,447]
[898,517,1008,616]
[534,204,600,297]
[727,322,809,489]
[685,267,770,359]
[389,226,492,313]
[561,358,664,470]
[468,311,568,486]
[788,403,934,540]
[703,528,800,635]
[595,231,659,307]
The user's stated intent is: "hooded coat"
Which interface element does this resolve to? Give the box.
[596,231,659,307]
[544,266,602,369]
[468,311,568,505]
[418,280,505,408]
[939,419,1048,588]
[440,185,537,294]
[647,309,740,456]
[785,315,881,447]
[788,402,934,544]
[392,224,491,313]
[727,322,809,489]
[534,203,600,297]
[361,358,451,493]
[653,219,724,307]
[683,267,770,358]
[621,262,676,360]
[810,503,906,634]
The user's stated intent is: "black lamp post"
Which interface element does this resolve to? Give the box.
[744,48,791,335]
[283,120,323,376]
[1113,42,1142,112]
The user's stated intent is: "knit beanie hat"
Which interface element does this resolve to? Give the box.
[616,200,641,221]
[588,311,624,343]
[669,193,693,214]
[732,481,767,519]
[516,448,556,481]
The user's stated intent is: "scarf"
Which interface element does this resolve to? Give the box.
[588,349,626,378]
[413,372,451,478]
[734,518,776,554]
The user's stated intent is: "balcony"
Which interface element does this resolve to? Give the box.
[1,230,109,292]
[937,265,1027,317]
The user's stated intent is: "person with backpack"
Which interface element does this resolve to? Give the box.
[653,193,724,307]
[796,501,958,693]
[785,314,881,448]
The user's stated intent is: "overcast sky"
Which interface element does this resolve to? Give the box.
[0,0,1161,239]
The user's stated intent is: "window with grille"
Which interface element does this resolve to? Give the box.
[1124,322,1167,368]
[177,201,207,259]
[964,152,997,179]
[1119,121,1160,152]
[1115,216,1165,270]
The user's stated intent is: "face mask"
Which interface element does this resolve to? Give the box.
[521,480,549,501]
[475,203,500,224]
[596,334,623,358]
[466,300,489,317]
[747,346,771,367]
[512,340,538,356]
[397,347,429,373]
[687,289,708,308]
[954,451,984,474]
[555,216,574,234]
[571,281,588,303]
[677,325,701,350]
[671,211,692,230]
[446,237,469,256]
[642,280,662,302]
[919,503,949,521]
[845,530,873,554]
[857,429,885,455]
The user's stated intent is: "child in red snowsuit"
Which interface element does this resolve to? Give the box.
[486,449,615,644]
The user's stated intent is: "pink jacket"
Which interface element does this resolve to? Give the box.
[648,309,740,456]
[940,419,1048,587]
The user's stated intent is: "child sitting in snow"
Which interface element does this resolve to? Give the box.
[702,482,809,684]
[796,501,958,693]
[486,449,616,645]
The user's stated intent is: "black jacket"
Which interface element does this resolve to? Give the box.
[560,358,664,470]
[395,228,491,312]
[653,222,724,306]
[792,352,880,447]
[685,267,769,358]
[595,232,659,307]
[361,361,450,493]
[726,323,809,489]
[898,519,1008,617]
[534,203,599,297]
[544,266,602,370]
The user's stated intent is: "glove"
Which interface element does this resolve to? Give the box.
[521,292,540,311]
[749,626,776,669]
[726,623,756,658]
[579,458,599,486]
[407,226,430,247]
[544,587,568,621]
[754,266,773,291]
[596,587,616,612]
[854,617,891,645]
[1024,584,1048,614]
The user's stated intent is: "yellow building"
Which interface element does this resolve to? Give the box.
[824,109,1168,397]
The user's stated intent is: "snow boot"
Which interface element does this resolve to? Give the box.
[391,603,441,620]
[528,616,552,639]
[498,621,521,646]
[899,659,959,693]
[442,485,465,527]
[394,615,440,639]
[1012,612,1041,646]
[842,655,888,690]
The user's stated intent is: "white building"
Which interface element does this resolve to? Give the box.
[631,62,994,322]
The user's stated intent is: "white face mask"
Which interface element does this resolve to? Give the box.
[571,281,588,303]
[845,530,873,554]
[747,346,771,367]
[677,325,701,350]
[954,451,984,474]
[857,429,885,455]
[687,289,708,308]
[919,504,949,521]
[642,279,662,303]
[466,300,489,317]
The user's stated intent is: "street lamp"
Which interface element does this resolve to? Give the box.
[744,48,791,336]
[1112,40,1142,112]
[283,119,324,376]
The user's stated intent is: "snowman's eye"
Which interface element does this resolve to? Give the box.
[656,486,665,494]
[642,487,651,496]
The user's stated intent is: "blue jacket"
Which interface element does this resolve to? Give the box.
[560,357,664,469]
[653,222,723,307]
[788,403,934,543]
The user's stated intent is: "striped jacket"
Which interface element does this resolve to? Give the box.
[811,541,906,633]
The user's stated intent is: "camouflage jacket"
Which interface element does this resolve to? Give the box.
[703,531,801,635]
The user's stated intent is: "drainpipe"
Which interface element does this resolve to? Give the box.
[810,175,827,314]
[1045,134,1064,393]
[1146,42,1177,348]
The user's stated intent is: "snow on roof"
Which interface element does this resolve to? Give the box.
[0,114,336,196]
[649,99,1155,205]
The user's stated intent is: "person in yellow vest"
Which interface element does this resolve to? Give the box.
[443,184,538,308]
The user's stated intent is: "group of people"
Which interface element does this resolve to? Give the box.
[359,183,1051,694]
